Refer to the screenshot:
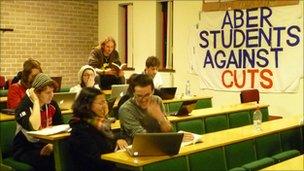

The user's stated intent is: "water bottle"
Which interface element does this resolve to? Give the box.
[185,80,191,96]
[253,107,262,131]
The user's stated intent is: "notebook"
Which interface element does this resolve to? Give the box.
[52,92,76,111]
[51,77,62,92]
[126,132,184,157]
[111,84,129,98]
[169,100,197,116]
[158,87,177,100]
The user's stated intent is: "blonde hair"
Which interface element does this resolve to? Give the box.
[100,36,116,50]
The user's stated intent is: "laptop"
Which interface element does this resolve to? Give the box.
[169,100,197,116]
[126,132,184,157]
[111,84,129,99]
[158,87,177,100]
[52,92,76,111]
[51,77,62,92]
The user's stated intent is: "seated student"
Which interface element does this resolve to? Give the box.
[12,73,63,171]
[143,56,163,90]
[118,74,172,143]
[88,36,125,90]
[7,58,42,109]
[69,87,128,171]
[111,73,139,119]
[69,65,100,96]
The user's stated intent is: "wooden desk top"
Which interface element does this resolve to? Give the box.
[0,96,7,103]
[27,120,121,141]
[168,102,268,122]
[101,116,303,167]
[162,95,212,103]
[261,154,304,170]
[0,113,14,121]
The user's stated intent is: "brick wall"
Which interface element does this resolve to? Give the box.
[0,0,98,87]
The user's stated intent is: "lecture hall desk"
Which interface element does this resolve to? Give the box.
[101,116,303,171]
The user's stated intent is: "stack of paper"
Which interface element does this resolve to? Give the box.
[27,124,71,135]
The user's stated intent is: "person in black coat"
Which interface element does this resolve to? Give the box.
[68,87,128,171]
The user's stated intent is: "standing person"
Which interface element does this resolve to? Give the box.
[88,36,125,90]
[69,87,128,171]
[7,59,42,109]
[12,73,63,171]
[143,56,163,90]
[70,65,100,96]
[118,74,172,143]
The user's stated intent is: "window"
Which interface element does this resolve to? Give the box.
[156,1,173,70]
[118,3,134,69]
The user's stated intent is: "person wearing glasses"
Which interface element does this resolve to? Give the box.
[118,74,172,143]
[70,65,100,97]
[69,87,128,171]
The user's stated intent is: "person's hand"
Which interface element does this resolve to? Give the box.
[85,76,95,87]
[182,132,194,142]
[146,99,164,121]
[117,70,124,77]
[105,68,117,76]
[40,144,53,156]
[116,139,128,150]
[28,88,39,102]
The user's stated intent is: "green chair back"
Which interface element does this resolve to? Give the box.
[195,99,212,109]
[0,121,16,158]
[205,115,229,133]
[189,147,226,171]
[228,111,251,128]
[143,156,188,171]
[176,119,205,134]
[255,133,282,159]
[225,140,256,169]
[280,128,303,152]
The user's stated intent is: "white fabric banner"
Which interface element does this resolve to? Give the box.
[188,2,303,92]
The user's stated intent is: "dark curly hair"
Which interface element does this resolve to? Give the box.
[72,87,104,119]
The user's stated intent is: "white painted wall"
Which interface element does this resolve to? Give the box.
[98,1,303,118]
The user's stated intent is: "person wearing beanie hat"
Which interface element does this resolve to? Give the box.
[70,65,100,96]
[12,73,63,171]
[7,58,42,109]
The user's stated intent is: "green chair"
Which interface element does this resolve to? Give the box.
[143,156,188,171]
[176,119,205,134]
[195,99,212,109]
[166,102,182,114]
[0,121,34,170]
[205,115,229,133]
[62,114,72,124]
[241,157,274,171]
[229,167,246,171]
[255,133,282,159]
[280,128,303,152]
[225,140,256,169]
[228,111,251,128]
[189,147,226,171]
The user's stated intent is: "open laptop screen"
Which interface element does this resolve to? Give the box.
[127,132,184,157]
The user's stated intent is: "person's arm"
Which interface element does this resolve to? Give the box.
[118,106,147,137]
[28,88,41,130]
[7,84,24,109]
[88,48,102,69]
[15,95,36,131]
[146,97,172,132]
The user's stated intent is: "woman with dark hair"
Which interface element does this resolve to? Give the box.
[13,73,63,171]
[69,87,128,171]
[7,58,42,109]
